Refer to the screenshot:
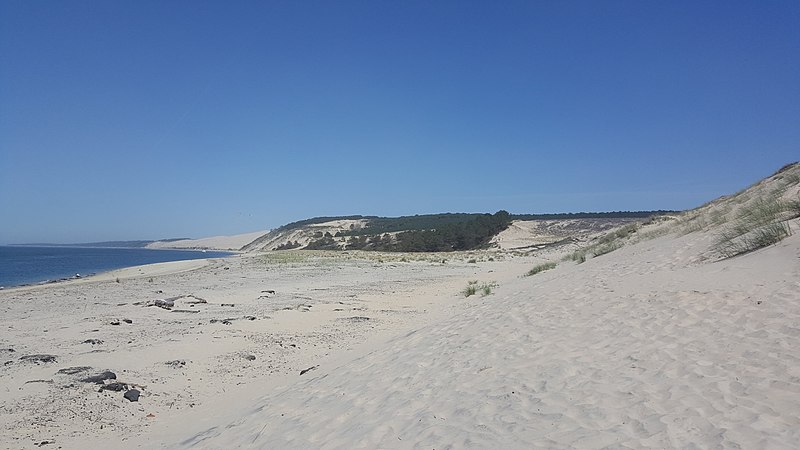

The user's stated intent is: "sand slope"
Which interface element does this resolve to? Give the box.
[146,230,269,251]
[177,229,800,449]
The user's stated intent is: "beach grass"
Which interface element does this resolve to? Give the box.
[526,261,557,276]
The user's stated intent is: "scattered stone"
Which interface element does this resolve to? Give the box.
[100,382,128,392]
[343,316,371,322]
[25,379,53,384]
[124,388,140,402]
[244,315,257,321]
[282,304,311,312]
[221,303,235,307]
[35,440,55,447]
[81,371,117,384]
[122,318,133,324]
[165,360,186,368]
[171,309,199,313]
[0,348,14,353]
[82,339,104,345]
[210,318,234,325]
[19,354,57,364]
[57,366,92,375]
[153,299,174,310]
[261,290,276,295]
[299,365,319,376]
[243,354,256,361]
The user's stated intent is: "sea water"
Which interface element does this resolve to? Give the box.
[0,246,232,288]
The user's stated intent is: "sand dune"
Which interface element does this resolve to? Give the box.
[146,230,269,251]
[172,229,800,449]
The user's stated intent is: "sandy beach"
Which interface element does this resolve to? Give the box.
[0,250,533,449]
[2,166,799,449]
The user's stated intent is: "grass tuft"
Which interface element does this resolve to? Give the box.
[463,280,497,298]
[714,197,798,258]
[526,261,557,276]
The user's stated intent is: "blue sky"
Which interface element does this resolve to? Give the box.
[1,1,798,243]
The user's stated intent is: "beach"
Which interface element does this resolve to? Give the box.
[1,228,799,448]
[2,165,800,449]
[0,250,535,449]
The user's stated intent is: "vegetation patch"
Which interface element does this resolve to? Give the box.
[463,281,497,298]
[565,222,639,263]
[714,197,799,258]
[526,261,557,276]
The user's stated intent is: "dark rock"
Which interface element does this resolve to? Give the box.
[244,315,257,321]
[221,303,235,307]
[0,348,14,353]
[82,339,104,345]
[343,316,371,322]
[186,296,207,304]
[165,360,186,368]
[124,388,140,402]
[243,354,256,361]
[100,382,128,392]
[81,371,117,384]
[299,365,319,376]
[110,321,120,326]
[210,318,234,325]
[19,354,57,364]
[122,319,132,324]
[152,299,174,310]
[57,366,92,375]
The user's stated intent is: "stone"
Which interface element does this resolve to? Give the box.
[81,371,117,384]
[124,389,140,402]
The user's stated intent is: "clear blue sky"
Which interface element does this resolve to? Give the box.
[1,1,798,244]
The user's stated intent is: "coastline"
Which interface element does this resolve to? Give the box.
[0,246,236,291]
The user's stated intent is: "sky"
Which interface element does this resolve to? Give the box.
[1,1,798,244]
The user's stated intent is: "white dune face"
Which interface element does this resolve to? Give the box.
[146,230,270,251]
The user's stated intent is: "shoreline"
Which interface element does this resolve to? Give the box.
[0,247,237,291]
[1,258,220,293]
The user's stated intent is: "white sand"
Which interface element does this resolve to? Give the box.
[166,230,800,449]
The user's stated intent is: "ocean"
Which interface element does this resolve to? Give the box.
[0,246,233,288]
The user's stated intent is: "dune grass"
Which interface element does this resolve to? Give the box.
[463,280,498,297]
[526,261,557,276]
[715,197,799,258]
[564,222,640,264]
